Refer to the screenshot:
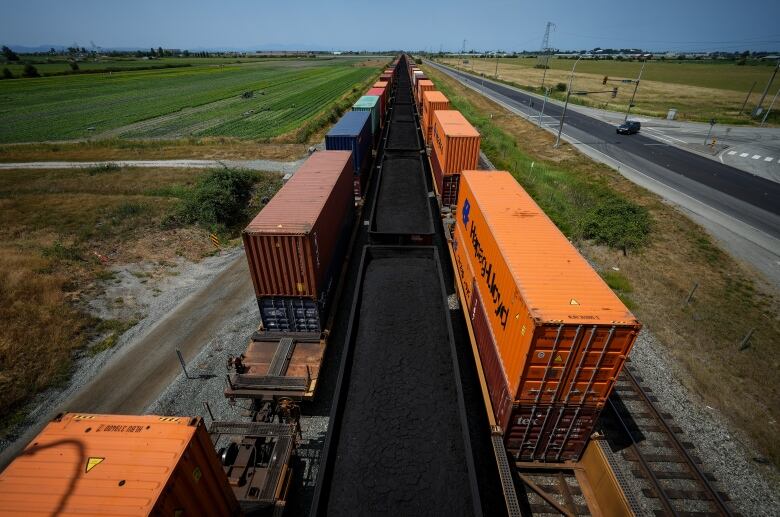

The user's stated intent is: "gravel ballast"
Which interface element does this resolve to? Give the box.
[324,255,475,516]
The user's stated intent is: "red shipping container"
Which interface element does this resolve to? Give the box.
[243,151,354,299]
[504,404,600,462]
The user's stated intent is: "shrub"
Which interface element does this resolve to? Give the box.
[22,64,39,77]
[555,82,566,92]
[583,196,651,252]
[69,61,79,71]
[1,67,12,79]
[414,58,422,64]
[177,168,256,230]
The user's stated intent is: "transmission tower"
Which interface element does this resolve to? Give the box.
[536,22,556,68]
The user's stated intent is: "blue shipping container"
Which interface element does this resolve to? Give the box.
[325,111,372,177]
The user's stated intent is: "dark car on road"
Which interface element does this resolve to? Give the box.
[617,120,641,135]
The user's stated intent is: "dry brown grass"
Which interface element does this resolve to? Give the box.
[0,166,278,428]
[426,65,780,466]
[0,138,310,163]
[441,58,770,124]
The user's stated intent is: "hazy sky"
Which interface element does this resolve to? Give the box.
[3,0,779,52]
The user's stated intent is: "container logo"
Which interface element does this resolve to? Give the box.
[469,221,510,330]
[461,198,471,226]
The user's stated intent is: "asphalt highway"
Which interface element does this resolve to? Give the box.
[429,61,780,241]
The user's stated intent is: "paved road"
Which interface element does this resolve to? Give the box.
[0,158,304,173]
[428,61,780,285]
[0,253,253,470]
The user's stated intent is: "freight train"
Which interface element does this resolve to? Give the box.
[0,54,640,516]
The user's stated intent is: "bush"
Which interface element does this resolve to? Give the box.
[583,196,651,252]
[1,67,13,79]
[22,64,39,77]
[414,58,422,64]
[555,82,567,92]
[69,61,79,71]
[177,168,256,230]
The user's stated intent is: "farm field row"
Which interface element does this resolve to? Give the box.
[0,58,381,143]
[440,57,778,124]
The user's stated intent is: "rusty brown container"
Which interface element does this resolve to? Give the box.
[243,151,354,300]
[505,404,600,462]
[415,79,435,109]
[453,170,641,409]
[0,413,239,516]
[421,91,451,144]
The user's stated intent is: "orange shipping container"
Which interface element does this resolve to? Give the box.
[416,79,435,108]
[430,111,480,204]
[0,413,239,517]
[421,90,451,144]
[453,170,640,411]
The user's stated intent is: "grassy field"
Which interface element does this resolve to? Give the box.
[2,56,290,75]
[424,64,780,467]
[0,57,382,143]
[0,166,282,431]
[440,57,779,124]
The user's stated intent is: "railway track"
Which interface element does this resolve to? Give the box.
[604,364,735,517]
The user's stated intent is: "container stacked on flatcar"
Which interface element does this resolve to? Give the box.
[243,150,355,335]
[352,95,381,146]
[421,90,451,144]
[452,170,641,462]
[415,79,435,110]
[326,111,372,198]
[430,110,481,206]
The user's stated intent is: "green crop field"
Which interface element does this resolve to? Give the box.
[0,57,381,143]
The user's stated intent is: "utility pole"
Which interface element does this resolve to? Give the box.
[624,59,646,122]
[740,81,756,115]
[754,59,780,116]
[555,55,583,147]
[760,87,780,126]
[495,51,500,77]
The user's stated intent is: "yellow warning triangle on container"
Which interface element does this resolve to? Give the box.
[554,355,563,363]
[85,457,104,473]
[569,298,579,305]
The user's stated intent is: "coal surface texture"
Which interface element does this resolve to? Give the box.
[375,155,431,235]
[386,121,420,151]
[325,257,474,516]
[392,104,415,123]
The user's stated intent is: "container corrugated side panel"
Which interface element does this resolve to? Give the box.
[422,100,451,143]
[155,419,240,516]
[468,272,514,431]
[244,233,316,298]
[504,405,599,462]
[444,134,480,176]
[517,323,637,407]
[456,173,536,400]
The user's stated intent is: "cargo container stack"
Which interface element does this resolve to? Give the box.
[430,110,480,206]
[326,111,372,198]
[366,87,387,126]
[243,151,355,333]
[452,170,641,462]
[416,79,435,110]
[352,95,381,147]
[421,90,451,144]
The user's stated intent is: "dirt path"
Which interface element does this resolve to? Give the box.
[0,252,254,470]
[0,158,305,173]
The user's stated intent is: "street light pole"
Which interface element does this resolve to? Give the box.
[760,87,780,126]
[555,55,582,147]
[754,59,779,116]
[624,59,646,122]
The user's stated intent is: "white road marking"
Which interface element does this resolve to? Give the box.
[644,126,687,144]
[728,151,737,155]
[752,155,761,159]
[740,153,750,157]
[765,157,774,162]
